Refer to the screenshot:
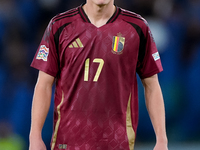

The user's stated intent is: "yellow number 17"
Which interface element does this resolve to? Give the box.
[84,58,104,82]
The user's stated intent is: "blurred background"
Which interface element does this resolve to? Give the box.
[0,0,200,150]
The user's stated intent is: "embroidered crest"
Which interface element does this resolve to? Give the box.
[36,45,49,61]
[112,33,125,54]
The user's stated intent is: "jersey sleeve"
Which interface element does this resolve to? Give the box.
[136,24,163,79]
[31,19,59,77]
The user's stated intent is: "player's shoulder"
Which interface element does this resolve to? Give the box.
[119,8,148,27]
[50,6,80,26]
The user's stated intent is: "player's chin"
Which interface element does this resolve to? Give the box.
[94,0,111,6]
[96,3,106,7]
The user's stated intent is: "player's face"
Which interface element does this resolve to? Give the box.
[89,0,114,6]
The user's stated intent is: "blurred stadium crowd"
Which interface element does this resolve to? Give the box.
[0,0,200,149]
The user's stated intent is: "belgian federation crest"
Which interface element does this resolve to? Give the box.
[112,33,125,54]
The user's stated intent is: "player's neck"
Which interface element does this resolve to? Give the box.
[83,2,116,28]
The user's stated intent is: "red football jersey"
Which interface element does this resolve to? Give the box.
[31,5,163,150]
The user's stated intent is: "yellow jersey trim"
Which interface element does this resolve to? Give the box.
[51,92,64,150]
[126,93,135,150]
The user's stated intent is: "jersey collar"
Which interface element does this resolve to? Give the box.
[78,4,121,24]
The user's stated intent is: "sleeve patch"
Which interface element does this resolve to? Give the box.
[152,52,160,61]
[36,45,49,61]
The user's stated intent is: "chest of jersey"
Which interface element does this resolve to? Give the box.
[58,18,140,71]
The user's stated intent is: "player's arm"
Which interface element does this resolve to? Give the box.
[141,74,168,150]
[29,71,55,150]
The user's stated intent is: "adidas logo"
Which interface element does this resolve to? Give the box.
[69,38,84,48]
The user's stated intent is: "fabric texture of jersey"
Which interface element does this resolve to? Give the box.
[31,5,163,150]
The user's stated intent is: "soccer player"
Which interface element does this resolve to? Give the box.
[29,0,168,150]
